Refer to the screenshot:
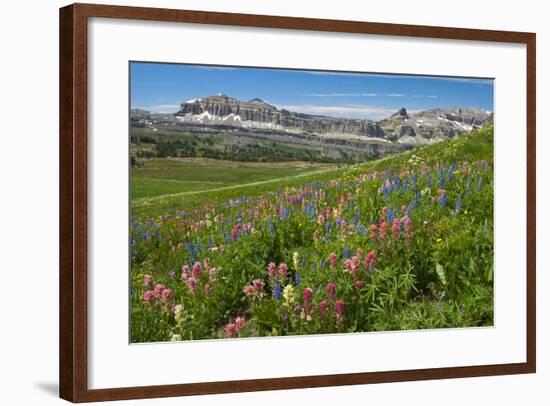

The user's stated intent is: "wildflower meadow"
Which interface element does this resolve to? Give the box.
[130,127,494,343]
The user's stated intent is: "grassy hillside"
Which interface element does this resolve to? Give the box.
[130,127,494,342]
[131,159,336,200]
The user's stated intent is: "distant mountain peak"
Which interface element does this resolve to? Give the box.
[391,108,409,119]
[173,95,492,144]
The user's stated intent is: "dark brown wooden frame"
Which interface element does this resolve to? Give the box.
[59,2,536,402]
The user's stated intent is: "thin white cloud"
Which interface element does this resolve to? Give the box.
[303,71,367,77]
[440,77,493,84]
[134,104,180,113]
[303,92,437,98]
[301,70,493,84]
[276,104,405,120]
[195,66,236,71]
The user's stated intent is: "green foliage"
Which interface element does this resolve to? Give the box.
[130,127,494,342]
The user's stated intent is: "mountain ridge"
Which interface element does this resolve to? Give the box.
[173,94,492,144]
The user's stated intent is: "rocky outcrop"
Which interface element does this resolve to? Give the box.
[379,107,492,144]
[174,95,492,145]
[176,94,386,139]
[391,107,409,119]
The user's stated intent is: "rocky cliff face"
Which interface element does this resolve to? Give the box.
[175,94,492,145]
[176,94,386,139]
[379,107,492,144]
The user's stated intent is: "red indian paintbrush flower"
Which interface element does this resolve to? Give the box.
[143,274,153,287]
[328,252,338,268]
[235,316,245,331]
[278,263,288,279]
[369,223,378,239]
[318,300,328,318]
[392,218,401,241]
[192,261,202,278]
[364,251,376,273]
[303,287,313,306]
[327,282,336,300]
[267,262,277,281]
[404,217,413,245]
[335,300,345,323]
[379,220,388,241]
[224,323,236,338]
[180,265,190,281]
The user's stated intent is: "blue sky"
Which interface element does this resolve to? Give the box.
[130,62,493,120]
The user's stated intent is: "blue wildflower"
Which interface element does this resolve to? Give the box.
[294,274,302,285]
[273,280,282,300]
[440,191,448,207]
[343,246,350,259]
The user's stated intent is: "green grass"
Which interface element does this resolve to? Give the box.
[131,159,340,217]
[130,127,495,343]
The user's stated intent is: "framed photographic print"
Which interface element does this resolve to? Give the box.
[59,3,536,402]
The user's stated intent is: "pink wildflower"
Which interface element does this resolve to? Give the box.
[243,279,265,300]
[252,279,265,290]
[267,262,277,281]
[364,251,376,273]
[192,261,202,278]
[186,277,198,294]
[327,282,336,300]
[392,218,401,241]
[278,263,288,279]
[203,284,212,295]
[153,283,165,297]
[335,300,345,323]
[344,256,360,276]
[355,280,364,288]
[143,274,153,287]
[329,252,338,268]
[235,316,246,331]
[404,217,413,245]
[379,220,388,241]
[142,290,156,304]
[181,264,190,280]
[231,223,242,241]
[303,287,313,306]
[160,288,173,299]
[339,193,346,205]
[318,300,328,317]
[369,224,378,239]
[224,323,237,338]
